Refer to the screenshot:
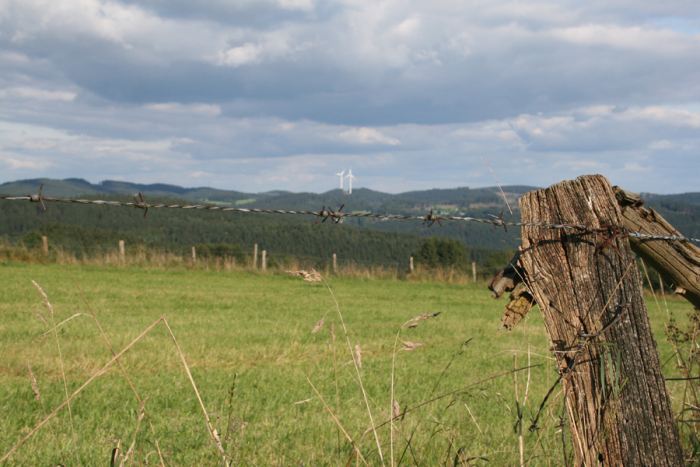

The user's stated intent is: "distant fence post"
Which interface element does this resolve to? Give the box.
[253,243,259,269]
[118,240,125,262]
[41,235,49,256]
[332,253,337,273]
[191,246,197,263]
[261,250,267,271]
[409,256,414,273]
[471,261,477,282]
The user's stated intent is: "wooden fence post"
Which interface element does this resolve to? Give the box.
[261,250,267,271]
[409,256,414,273]
[471,261,477,283]
[253,243,258,269]
[332,253,337,273]
[517,175,682,466]
[615,187,700,308]
[41,235,49,256]
[191,246,197,263]
[118,240,125,262]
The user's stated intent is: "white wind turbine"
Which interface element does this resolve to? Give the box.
[336,170,345,191]
[346,169,355,194]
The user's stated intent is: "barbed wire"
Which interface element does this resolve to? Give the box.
[1,188,698,244]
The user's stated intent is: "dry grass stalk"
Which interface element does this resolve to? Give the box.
[463,402,482,434]
[305,376,368,466]
[75,287,167,467]
[162,318,229,466]
[0,316,163,464]
[6,312,209,466]
[27,363,41,402]
[31,306,49,327]
[390,330,400,467]
[391,312,440,465]
[110,440,122,467]
[40,313,88,337]
[354,344,363,369]
[401,341,423,352]
[119,398,147,467]
[370,364,540,434]
[322,281,384,465]
[392,400,401,420]
[403,312,441,329]
[287,269,322,282]
[329,322,341,456]
[31,280,75,436]
[515,347,532,467]
[311,318,324,334]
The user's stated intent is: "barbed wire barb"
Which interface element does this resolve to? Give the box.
[29,184,47,212]
[133,192,149,218]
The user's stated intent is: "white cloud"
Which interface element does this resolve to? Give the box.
[0,153,53,170]
[0,86,76,101]
[338,127,400,146]
[144,102,222,116]
[277,0,314,11]
[391,16,421,37]
[550,24,696,54]
[217,43,263,67]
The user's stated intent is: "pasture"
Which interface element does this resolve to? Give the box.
[0,262,692,465]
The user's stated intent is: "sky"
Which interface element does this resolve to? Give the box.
[0,0,699,194]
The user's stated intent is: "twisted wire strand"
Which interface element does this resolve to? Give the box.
[1,194,698,244]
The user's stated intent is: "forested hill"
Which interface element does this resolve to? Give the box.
[0,178,697,269]
[0,178,531,213]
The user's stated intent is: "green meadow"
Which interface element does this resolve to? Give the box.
[0,262,693,465]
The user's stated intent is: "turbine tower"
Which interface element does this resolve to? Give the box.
[336,170,345,191]
[346,169,355,195]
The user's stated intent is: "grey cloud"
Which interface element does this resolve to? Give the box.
[3,1,700,125]
[114,0,340,28]
[0,0,699,193]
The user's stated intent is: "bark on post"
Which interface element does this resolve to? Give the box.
[518,175,683,466]
[615,187,700,308]
[41,235,49,256]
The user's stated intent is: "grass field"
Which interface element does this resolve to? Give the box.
[0,262,694,465]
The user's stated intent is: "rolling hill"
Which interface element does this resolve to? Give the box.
[0,178,697,267]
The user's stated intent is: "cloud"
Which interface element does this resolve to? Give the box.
[0,0,698,193]
[144,102,222,116]
[338,127,400,146]
[217,43,264,67]
[0,86,76,101]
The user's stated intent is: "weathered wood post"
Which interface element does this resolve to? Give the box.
[409,256,414,273]
[261,249,267,271]
[253,243,258,269]
[41,235,49,256]
[518,175,683,465]
[615,187,700,308]
[191,246,197,263]
[332,253,337,274]
[118,240,125,262]
[471,261,477,283]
